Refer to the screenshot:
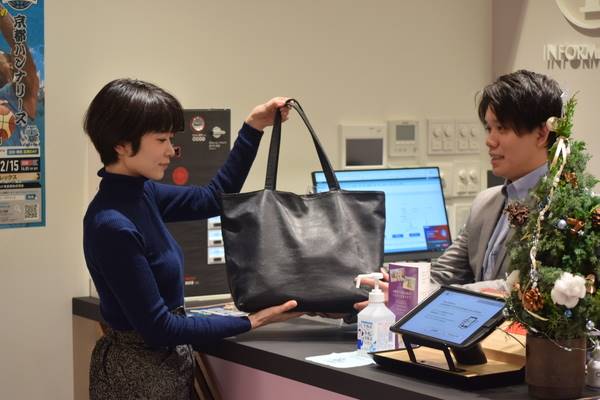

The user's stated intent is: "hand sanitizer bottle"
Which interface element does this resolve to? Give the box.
[355,273,396,354]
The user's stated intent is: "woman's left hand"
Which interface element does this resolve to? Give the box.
[245,97,290,131]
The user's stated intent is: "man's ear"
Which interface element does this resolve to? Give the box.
[536,123,550,148]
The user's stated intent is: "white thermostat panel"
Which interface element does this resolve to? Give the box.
[339,124,387,169]
[387,120,419,157]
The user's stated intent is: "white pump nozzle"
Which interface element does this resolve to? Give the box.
[355,272,385,303]
[355,273,384,289]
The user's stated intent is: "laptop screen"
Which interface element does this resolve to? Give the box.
[311,167,451,262]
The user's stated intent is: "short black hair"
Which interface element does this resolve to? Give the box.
[478,70,562,147]
[84,78,184,165]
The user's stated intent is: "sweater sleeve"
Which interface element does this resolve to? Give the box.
[152,123,262,222]
[89,216,251,347]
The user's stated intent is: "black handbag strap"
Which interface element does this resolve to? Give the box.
[265,99,340,190]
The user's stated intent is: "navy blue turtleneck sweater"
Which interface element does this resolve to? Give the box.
[83,123,260,348]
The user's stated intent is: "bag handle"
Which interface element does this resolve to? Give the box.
[265,99,340,191]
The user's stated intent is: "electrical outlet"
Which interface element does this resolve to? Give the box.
[428,119,455,154]
[456,120,483,154]
[454,162,481,196]
[467,167,481,194]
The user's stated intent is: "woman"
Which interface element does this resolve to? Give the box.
[83,78,301,399]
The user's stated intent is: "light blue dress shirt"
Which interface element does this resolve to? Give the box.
[480,163,548,280]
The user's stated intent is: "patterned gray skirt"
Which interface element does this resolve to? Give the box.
[89,323,194,400]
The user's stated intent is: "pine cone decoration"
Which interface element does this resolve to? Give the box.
[563,172,578,188]
[592,208,600,229]
[523,287,544,312]
[506,202,530,227]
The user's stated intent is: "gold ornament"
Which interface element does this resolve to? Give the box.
[523,287,544,312]
[505,202,530,227]
[586,274,597,295]
[546,116,559,132]
[592,208,600,229]
[563,172,578,189]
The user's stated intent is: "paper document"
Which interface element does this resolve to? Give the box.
[305,350,376,368]
[188,304,248,317]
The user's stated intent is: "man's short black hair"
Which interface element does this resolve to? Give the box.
[84,78,184,165]
[478,70,563,147]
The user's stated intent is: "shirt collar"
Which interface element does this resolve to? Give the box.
[502,163,548,200]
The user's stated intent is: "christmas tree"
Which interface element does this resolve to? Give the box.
[504,96,600,340]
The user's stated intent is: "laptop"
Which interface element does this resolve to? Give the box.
[311,167,451,263]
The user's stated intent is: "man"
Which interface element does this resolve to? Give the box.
[354,70,563,310]
[431,69,562,288]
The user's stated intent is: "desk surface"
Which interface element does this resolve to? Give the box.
[73,296,532,400]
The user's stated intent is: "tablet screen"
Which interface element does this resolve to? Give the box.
[396,289,505,346]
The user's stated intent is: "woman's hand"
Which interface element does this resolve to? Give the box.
[353,268,390,312]
[245,97,290,131]
[248,300,303,329]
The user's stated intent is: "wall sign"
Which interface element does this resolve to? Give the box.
[544,43,600,68]
[556,0,600,30]
[0,0,44,229]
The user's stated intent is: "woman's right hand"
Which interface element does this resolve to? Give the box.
[244,97,290,132]
[248,300,303,329]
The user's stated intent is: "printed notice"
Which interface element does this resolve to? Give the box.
[0,1,45,228]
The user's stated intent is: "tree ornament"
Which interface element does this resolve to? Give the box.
[546,116,559,132]
[564,309,573,318]
[586,274,597,294]
[551,272,586,308]
[505,202,530,227]
[523,287,544,312]
[567,217,584,235]
[563,171,578,188]
[530,268,540,284]
[592,207,600,229]
[555,219,567,230]
[588,320,596,331]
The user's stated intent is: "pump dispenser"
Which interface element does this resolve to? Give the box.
[355,273,396,353]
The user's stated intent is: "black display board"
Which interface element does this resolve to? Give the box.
[161,109,231,297]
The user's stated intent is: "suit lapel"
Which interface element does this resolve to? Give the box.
[488,226,514,280]
[473,192,506,280]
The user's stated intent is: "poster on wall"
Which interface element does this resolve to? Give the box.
[163,109,231,298]
[0,0,45,229]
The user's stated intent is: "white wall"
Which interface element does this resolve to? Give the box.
[493,0,600,178]
[0,1,492,399]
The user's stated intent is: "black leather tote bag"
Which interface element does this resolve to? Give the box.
[220,99,385,313]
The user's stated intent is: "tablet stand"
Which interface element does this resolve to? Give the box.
[402,335,487,372]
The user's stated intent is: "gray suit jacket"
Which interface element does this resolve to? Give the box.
[431,186,512,285]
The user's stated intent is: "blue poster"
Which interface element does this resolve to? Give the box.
[0,0,44,228]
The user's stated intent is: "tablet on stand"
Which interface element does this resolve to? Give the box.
[373,286,525,388]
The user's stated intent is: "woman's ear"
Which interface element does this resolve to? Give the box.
[114,142,132,158]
